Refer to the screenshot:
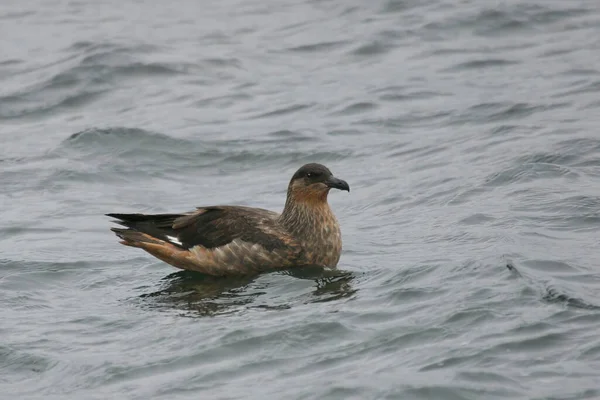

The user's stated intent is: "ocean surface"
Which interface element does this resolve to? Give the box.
[2,0,600,399]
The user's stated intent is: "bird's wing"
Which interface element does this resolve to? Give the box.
[107,206,294,252]
[108,206,302,275]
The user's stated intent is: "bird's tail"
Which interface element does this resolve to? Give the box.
[106,212,182,248]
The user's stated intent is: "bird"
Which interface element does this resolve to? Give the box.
[107,163,350,276]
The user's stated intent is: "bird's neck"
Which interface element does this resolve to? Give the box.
[279,189,342,267]
[279,190,332,237]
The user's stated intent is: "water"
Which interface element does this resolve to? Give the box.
[2,0,600,398]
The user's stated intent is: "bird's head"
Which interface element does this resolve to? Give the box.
[287,163,350,204]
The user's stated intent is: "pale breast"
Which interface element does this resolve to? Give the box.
[299,211,342,268]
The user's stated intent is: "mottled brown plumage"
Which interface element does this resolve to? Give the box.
[107,163,349,276]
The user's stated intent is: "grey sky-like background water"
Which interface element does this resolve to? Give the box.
[2,0,600,399]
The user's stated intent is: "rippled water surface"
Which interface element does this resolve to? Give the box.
[2,0,600,399]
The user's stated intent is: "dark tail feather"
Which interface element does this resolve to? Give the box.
[106,212,180,231]
[107,213,183,247]
[106,213,180,225]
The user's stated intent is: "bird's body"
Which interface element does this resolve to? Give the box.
[107,163,349,276]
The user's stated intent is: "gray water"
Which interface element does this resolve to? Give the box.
[2,0,600,399]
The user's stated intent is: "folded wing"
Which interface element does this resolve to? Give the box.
[107,206,301,274]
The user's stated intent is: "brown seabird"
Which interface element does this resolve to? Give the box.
[107,163,350,276]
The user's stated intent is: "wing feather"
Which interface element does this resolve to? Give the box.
[108,206,291,252]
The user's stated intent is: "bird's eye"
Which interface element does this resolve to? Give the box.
[306,172,313,178]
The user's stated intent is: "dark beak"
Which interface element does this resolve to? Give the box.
[325,176,350,192]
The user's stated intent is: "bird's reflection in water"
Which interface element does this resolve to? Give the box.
[140,266,357,316]
[280,266,358,303]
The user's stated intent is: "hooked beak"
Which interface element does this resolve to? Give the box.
[325,176,350,192]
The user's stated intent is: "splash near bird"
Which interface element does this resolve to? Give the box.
[107,163,350,276]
